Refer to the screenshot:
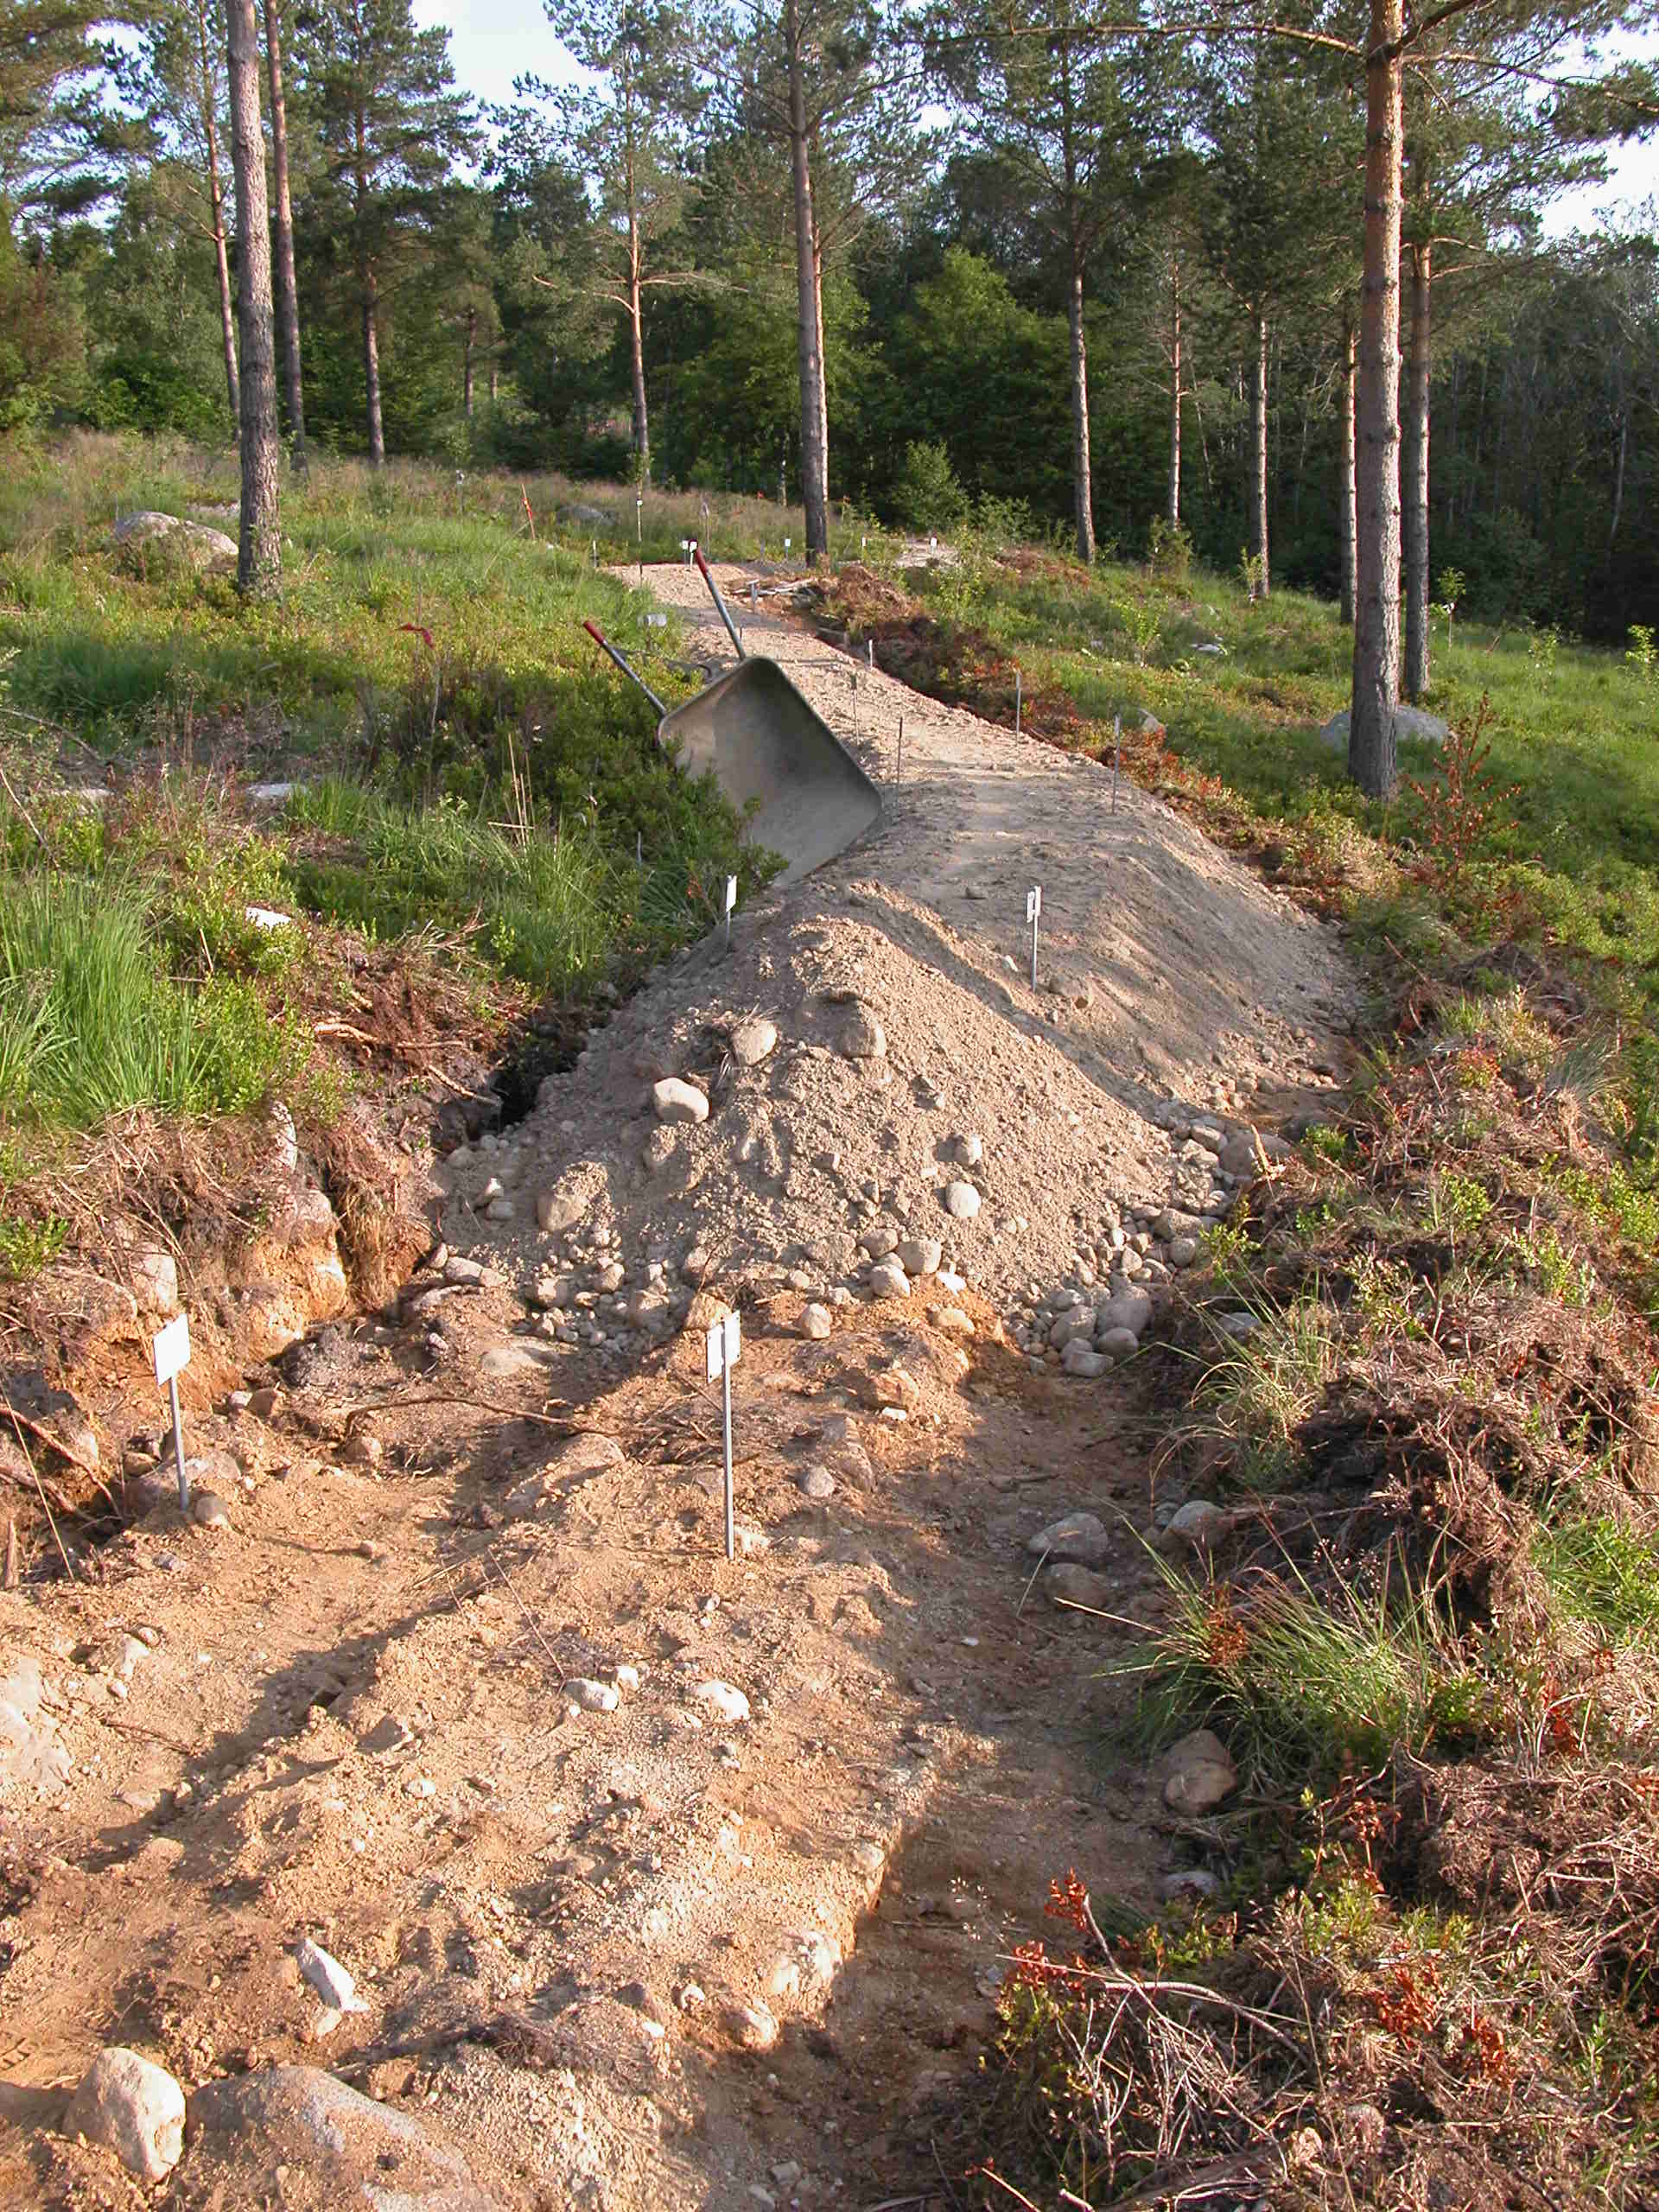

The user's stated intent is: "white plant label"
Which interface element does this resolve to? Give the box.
[1027,887,1042,924]
[724,874,738,915]
[706,1308,741,1382]
[152,1313,191,1387]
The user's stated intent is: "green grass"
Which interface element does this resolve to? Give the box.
[1535,1513,1659,1643]
[0,433,793,1154]
[1120,1552,1491,1793]
[0,874,302,1129]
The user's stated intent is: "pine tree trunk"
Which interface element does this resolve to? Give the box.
[1068,255,1094,563]
[811,224,830,512]
[362,264,385,466]
[225,0,279,594]
[1167,261,1181,531]
[1610,396,1627,546]
[195,0,239,430]
[262,0,306,472]
[785,0,828,564]
[1251,309,1269,597]
[1339,313,1357,626]
[627,240,649,480]
[489,362,498,404]
[1349,0,1404,800]
[1403,240,1432,702]
[463,305,475,418]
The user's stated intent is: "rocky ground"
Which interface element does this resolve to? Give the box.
[0,563,1353,2210]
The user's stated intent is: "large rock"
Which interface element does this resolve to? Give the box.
[1162,1727,1238,1813]
[131,1249,180,1316]
[1025,1510,1110,1569]
[836,1004,887,1059]
[1095,1288,1152,1339]
[1318,704,1449,753]
[652,1077,709,1124]
[187,2066,500,2209]
[62,2048,184,2182]
[0,1651,72,1795]
[111,511,237,572]
[730,1017,778,1068]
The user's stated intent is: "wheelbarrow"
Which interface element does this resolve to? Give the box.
[582,550,882,887]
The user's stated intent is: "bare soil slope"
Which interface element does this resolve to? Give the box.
[0,563,1353,2212]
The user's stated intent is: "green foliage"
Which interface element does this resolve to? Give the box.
[0,874,297,1130]
[1122,1554,1489,1792]
[0,1211,67,1280]
[1625,624,1656,685]
[891,438,969,534]
[1534,1514,1659,1643]
[1147,515,1192,582]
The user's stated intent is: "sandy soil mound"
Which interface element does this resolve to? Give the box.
[445,561,1349,1359]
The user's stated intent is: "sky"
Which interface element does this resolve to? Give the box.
[414,0,1659,238]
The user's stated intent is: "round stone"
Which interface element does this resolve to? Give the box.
[868,1259,910,1300]
[798,1465,836,1500]
[943,1182,981,1220]
[800,1303,832,1340]
[837,1006,887,1059]
[896,1236,942,1277]
[652,1077,709,1124]
[1098,1326,1141,1359]
[730,1017,778,1068]
[62,2050,185,2183]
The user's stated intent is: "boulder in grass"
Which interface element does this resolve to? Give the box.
[111,512,237,573]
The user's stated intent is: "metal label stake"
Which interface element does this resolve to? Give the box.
[706,1309,742,1560]
[1027,885,1042,988]
[896,713,904,784]
[152,1313,192,1510]
[1015,667,1022,736]
[723,873,737,951]
[1111,714,1122,815]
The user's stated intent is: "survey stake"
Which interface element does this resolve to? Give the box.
[151,1313,192,1510]
[705,1309,741,1562]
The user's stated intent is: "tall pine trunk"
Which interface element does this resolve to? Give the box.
[1250,309,1269,596]
[1404,241,1432,701]
[1349,0,1404,799]
[626,213,649,480]
[1068,254,1094,563]
[195,0,238,430]
[225,0,279,594]
[1167,260,1181,530]
[362,266,385,466]
[1339,312,1357,626]
[464,305,475,418]
[263,0,306,472]
[785,0,828,563]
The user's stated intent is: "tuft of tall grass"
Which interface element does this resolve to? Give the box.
[1119,1553,1487,1791]
[0,874,292,1129]
[1534,1514,1659,1644]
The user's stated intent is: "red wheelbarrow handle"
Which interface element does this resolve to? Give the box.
[692,547,747,663]
[582,619,667,720]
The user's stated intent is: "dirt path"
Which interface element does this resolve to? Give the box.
[0,563,1355,2212]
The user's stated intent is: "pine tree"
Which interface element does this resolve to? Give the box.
[226,0,281,590]
[263,0,308,469]
[111,0,243,431]
[289,0,477,463]
[936,0,1160,563]
[509,0,705,484]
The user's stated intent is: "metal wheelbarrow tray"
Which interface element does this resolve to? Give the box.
[585,552,882,888]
